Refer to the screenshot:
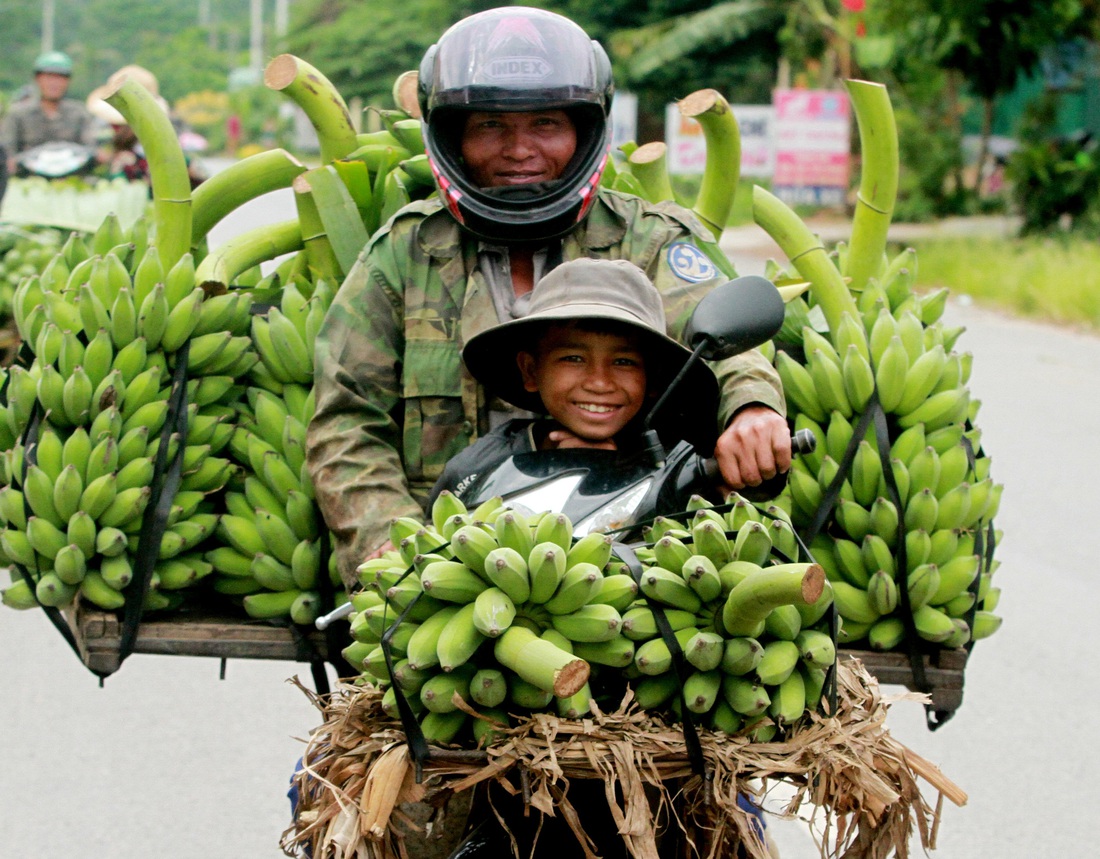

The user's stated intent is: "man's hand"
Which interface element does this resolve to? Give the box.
[713,405,791,491]
[544,429,617,451]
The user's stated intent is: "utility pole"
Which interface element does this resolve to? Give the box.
[42,0,56,52]
[250,0,264,76]
[275,0,290,38]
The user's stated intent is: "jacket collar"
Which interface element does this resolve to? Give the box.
[416,189,626,259]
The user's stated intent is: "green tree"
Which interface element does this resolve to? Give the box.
[284,0,498,113]
[880,0,1082,190]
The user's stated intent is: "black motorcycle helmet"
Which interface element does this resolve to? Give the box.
[418,6,614,244]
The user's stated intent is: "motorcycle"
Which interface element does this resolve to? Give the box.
[13,141,97,179]
[315,274,813,859]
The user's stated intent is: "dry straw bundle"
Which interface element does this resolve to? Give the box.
[282,658,965,859]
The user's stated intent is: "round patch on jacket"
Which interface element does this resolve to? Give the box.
[667,241,718,282]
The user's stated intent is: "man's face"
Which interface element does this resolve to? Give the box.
[518,324,648,443]
[460,110,577,188]
[35,72,70,102]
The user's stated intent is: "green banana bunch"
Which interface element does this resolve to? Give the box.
[765,240,1003,656]
[324,488,838,748]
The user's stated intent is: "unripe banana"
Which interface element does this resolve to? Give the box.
[621,605,697,641]
[639,565,702,613]
[469,668,508,708]
[912,604,955,643]
[471,587,516,638]
[731,520,772,566]
[405,605,461,670]
[866,569,899,616]
[682,630,725,672]
[870,330,909,413]
[652,534,693,571]
[632,673,679,709]
[904,488,939,533]
[831,580,880,624]
[775,351,827,422]
[589,574,638,611]
[527,541,567,604]
[449,524,500,579]
[566,530,613,570]
[756,639,801,685]
[482,546,530,604]
[571,635,636,668]
[533,512,572,552]
[683,669,722,714]
[436,602,487,672]
[895,344,948,415]
[420,669,473,713]
[419,560,487,604]
[834,497,872,542]
[842,343,876,412]
[721,675,771,717]
[544,562,602,615]
[494,509,534,560]
[809,348,852,417]
[550,603,622,643]
[768,668,807,726]
[930,554,980,605]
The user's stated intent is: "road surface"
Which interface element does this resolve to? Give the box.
[2,192,1097,856]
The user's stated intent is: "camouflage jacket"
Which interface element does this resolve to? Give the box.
[0,98,96,156]
[307,188,785,586]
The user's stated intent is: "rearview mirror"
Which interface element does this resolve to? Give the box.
[682,275,785,361]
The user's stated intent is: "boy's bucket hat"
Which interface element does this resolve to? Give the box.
[462,258,720,449]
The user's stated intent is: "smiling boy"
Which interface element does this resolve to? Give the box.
[430,257,720,502]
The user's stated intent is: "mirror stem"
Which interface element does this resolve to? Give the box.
[643,339,710,467]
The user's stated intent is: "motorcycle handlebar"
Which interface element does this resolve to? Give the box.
[700,428,816,484]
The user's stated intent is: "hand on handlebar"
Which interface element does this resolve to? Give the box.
[712,405,792,492]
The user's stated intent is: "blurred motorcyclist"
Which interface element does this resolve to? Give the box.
[0,51,96,176]
[85,65,208,188]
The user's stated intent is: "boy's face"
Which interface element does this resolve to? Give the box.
[517,324,648,443]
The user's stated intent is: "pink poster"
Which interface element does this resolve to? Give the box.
[773,89,851,206]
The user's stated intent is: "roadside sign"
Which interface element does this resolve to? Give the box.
[664,103,775,177]
[772,88,851,207]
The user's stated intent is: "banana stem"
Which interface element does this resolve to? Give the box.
[752,185,859,339]
[292,174,341,281]
[493,626,589,697]
[680,89,741,235]
[722,564,825,637]
[845,80,899,293]
[190,149,306,247]
[298,166,370,277]
[628,142,677,205]
[194,219,303,289]
[264,54,359,164]
[104,77,192,270]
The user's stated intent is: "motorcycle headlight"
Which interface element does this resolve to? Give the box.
[573,478,654,537]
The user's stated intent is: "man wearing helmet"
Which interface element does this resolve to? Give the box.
[308,6,790,588]
[1,51,96,175]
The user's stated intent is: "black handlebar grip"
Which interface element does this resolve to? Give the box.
[791,428,817,455]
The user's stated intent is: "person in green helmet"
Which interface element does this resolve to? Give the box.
[0,51,96,175]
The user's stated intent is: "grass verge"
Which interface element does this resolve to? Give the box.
[908,235,1100,331]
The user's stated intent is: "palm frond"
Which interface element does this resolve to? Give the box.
[623,0,781,80]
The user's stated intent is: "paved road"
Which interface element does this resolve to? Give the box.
[3,197,1098,856]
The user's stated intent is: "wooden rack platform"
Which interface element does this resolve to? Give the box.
[842,648,967,714]
[65,606,967,714]
[67,604,330,676]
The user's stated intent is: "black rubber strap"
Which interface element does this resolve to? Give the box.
[118,340,191,663]
[616,541,709,780]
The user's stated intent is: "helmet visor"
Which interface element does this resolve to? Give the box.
[427,10,607,112]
